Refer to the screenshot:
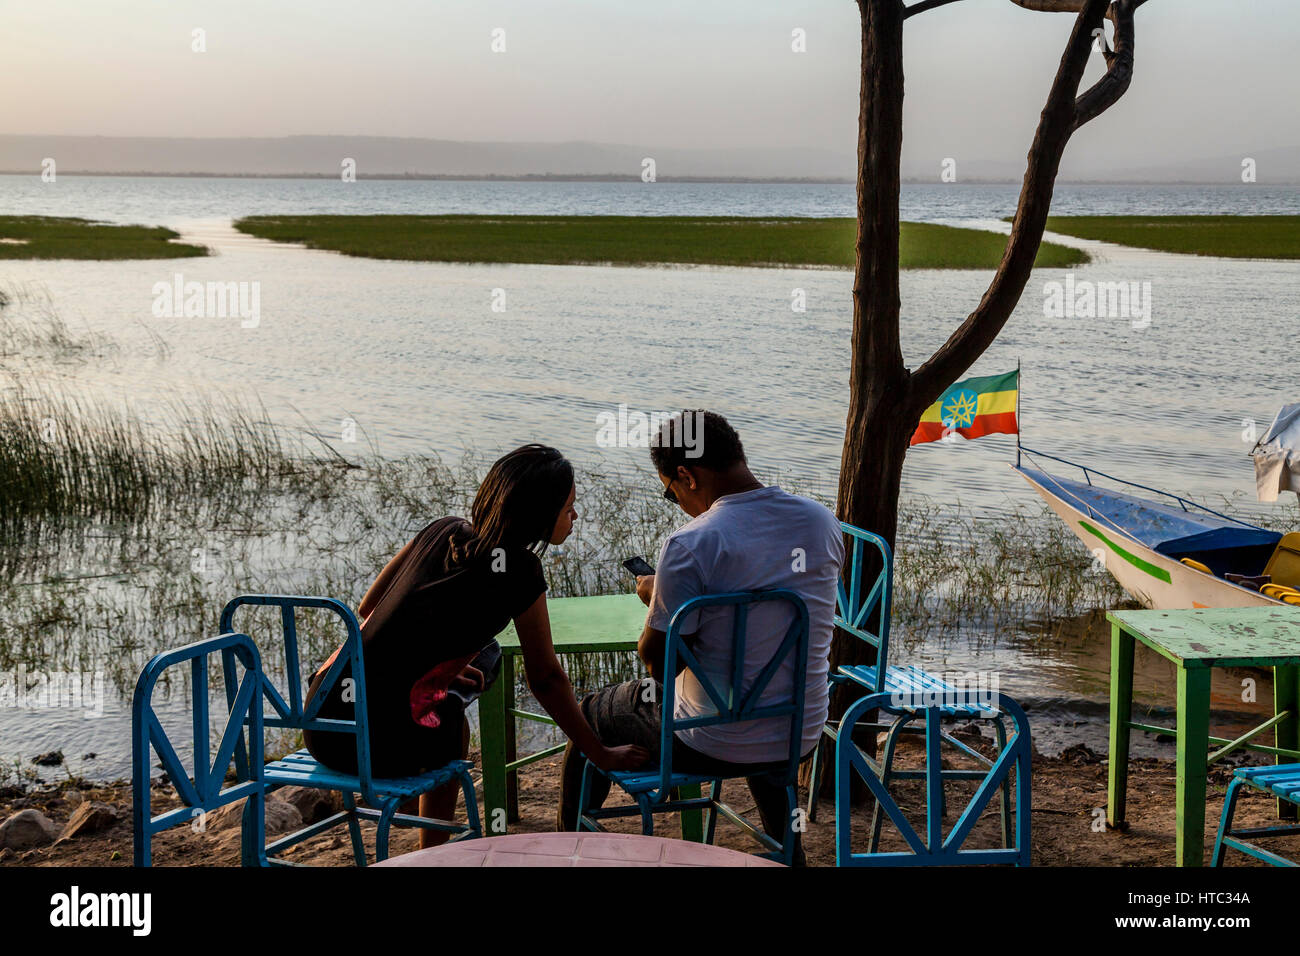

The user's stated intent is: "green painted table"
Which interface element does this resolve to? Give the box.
[1106,606,1300,866]
[478,592,703,840]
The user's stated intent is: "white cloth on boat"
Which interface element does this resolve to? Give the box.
[1253,403,1300,502]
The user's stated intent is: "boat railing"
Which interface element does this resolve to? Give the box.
[1017,444,1264,531]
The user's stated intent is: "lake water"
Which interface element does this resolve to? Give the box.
[4,177,1296,514]
[2,177,1297,781]
[5,176,1300,225]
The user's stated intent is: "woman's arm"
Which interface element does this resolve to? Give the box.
[311,535,418,682]
[512,595,647,772]
[358,535,418,620]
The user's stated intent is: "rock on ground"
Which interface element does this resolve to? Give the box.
[276,786,342,825]
[203,796,303,835]
[0,809,59,850]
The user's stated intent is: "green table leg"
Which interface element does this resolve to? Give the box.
[479,661,509,835]
[503,654,519,823]
[1275,664,1300,822]
[1107,623,1136,828]
[678,784,703,842]
[1175,665,1211,867]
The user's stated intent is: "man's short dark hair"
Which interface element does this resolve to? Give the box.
[650,409,746,475]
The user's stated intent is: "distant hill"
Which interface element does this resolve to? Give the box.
[0,135,855,181]
[0,135,1296,184]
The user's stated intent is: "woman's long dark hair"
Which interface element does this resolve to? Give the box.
[447,444,574,567]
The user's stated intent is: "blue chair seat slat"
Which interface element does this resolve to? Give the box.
[1215,762,1300,865]
[604,767,720,794]
[837,663,990,717]
[1234,764,1300,785]
[265,749,469,798]
[1231,764,1300,800]
[274,751,320,765]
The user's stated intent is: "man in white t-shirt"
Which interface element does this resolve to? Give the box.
[558,411,843,864]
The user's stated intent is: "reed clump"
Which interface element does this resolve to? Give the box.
[0,386,345,536]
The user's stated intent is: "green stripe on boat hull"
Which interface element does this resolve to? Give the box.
[1078,518,1173,584]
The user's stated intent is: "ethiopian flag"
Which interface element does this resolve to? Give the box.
[910,369,1019,446]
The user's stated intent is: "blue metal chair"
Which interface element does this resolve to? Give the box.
[836,690,1033,865]
[576,589,810,865]
[133,632,266,866]
[807,522,1017,853]
[220,594,481,866]
[1212,763,1300,866]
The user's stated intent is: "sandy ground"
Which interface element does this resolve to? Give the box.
[5,732,1298,868]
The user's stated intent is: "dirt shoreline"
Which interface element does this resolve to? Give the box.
[4,738,1297,867]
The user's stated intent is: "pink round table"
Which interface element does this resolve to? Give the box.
[371,832,783,867]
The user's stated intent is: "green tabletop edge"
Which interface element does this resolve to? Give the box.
[499,592,647,653]
[1107,606,1300,668]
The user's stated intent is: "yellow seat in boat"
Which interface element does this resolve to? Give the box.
[1262,532,1300,590]
[1261,583,1300,601]
[1282,594,1300,606]
[1180,557,1213,574]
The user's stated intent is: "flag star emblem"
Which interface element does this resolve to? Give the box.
[941,389,978,428]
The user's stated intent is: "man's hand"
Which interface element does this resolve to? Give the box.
[591,743,650,772]
[451,664,485,695]
[635,573,655,607]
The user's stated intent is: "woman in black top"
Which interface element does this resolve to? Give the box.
[303,444,647,847]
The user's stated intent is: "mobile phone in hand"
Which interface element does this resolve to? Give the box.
[622,555,655,577]
[446,640,503,706]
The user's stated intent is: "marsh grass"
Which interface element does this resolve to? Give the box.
[0,386,347,536]
[1039,215,1300,259]
[234,214,1089,270]
[891,498,1128,635]
[0,216,207,260]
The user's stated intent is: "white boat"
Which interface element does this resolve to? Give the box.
[1013,444,1299,611]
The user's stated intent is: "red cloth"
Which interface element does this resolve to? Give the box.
[409,652,476,729]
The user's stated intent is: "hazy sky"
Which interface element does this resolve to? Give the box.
[3,0,1297,170]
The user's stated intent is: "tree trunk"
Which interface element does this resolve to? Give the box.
[835,0,910,690]
[808,0,1135,804]
[802,0,912,799]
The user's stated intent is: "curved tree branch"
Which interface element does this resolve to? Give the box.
[910,0,1117,411]
[1007,0,1089,10]
[1008,0,1147,10]
[1073,0,1136,130]
[904,0,969,18]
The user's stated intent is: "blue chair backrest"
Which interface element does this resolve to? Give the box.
[659,589,811,793]
[835,522,893,693]
[132,632,265,866]
[219,595,381,803]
